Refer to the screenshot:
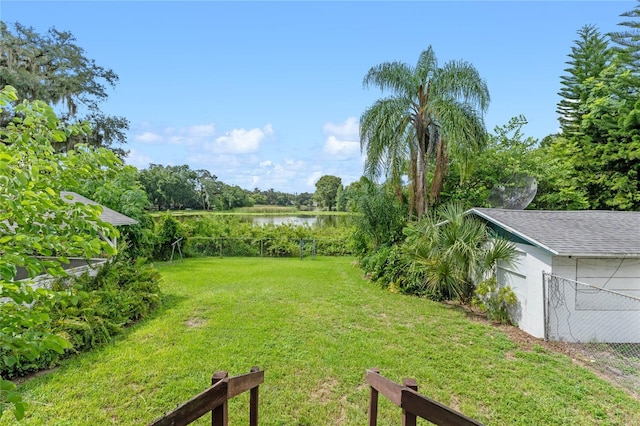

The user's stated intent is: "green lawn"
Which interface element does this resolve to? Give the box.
[5,257,640,425]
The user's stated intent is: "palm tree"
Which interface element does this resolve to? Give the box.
[403,202,517,304]
[360,46,490,217]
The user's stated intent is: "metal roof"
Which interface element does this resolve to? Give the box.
[470,208,640,257]
[60,191,138,226]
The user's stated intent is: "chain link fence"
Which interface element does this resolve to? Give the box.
[544,273,640,393]
[170,237,352,261]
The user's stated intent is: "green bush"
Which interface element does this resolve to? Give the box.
[473,277,518,325]
[171,215,354,258]
[0,259,162,378]
[152,213,185,261]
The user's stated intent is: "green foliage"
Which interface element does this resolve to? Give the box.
[71,161,154,258]
[351,180,407,254]
[609,0,640,69]
[0,21,128,152]
[441,116,589,210]
[152,213,185,260]
[402,202,517,304]
[0,258,162,379]
[473,277,518,325]
[552,17,640,211]
[557,24,613,136]
[314,175,342,211]
[359,245,422,295]
[139,164,199,210]
[0,378,26,420]
[0,85,130,419]
[361,46,489,217]
[171,215,354,258]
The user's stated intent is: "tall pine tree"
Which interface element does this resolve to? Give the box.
[557,24,613,136]
[609,0,640,69]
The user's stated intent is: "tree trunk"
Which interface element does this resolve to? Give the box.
[416,138,426,218]
[408,147,417,218]
[429,138,449,206]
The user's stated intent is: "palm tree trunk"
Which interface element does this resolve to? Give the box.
[408,146,417,218]
[429,138,449,205]
[416,134,427,218]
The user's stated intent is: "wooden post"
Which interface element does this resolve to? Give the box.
[368,368,380,426]
[402,378,418,426]
[299,239,303,260]
[249,366,260,426]
[212,371,229,426]
[219,238,223,258]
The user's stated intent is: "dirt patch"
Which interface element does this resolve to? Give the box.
[185,317,206,328]
[311,376,339,404]
[13,366,59,385]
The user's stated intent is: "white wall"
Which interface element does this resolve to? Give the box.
[497,243,552,338]
[547,257,640,343]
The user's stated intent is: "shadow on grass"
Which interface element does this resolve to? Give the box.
[15,293,188,386]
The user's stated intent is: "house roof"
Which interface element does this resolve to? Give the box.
[60,191,137,226]
[470,208,640,257]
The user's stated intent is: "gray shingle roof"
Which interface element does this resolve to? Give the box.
[471,208,640,257]
[60,191,137,226]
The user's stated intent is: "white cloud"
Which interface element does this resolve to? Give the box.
[124,149,153,169]
[188,124,216,138]
[134,131,162,143]
[323,135,359,159]
[321,117,361,160]
[133,123,216,146]
[322,117,359,140]
[306,171,324,187]
[206,124,273,154]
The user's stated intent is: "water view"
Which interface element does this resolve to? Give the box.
[241,215,349,227]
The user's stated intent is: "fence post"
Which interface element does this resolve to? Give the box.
[299,239,303,260]
[219,238,223,258]
[260,239,263,257]
[402,378,417,426]
[543,272,549,341]
[368,368,380,426]
[250,366,260,426]
[212,371,229,426]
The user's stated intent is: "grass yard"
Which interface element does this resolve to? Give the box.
[5,257,640,425]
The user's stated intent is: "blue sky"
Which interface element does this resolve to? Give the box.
[1,1,633,193]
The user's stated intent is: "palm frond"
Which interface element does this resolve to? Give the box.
[414,46,438,85]
[363,61,415,96]
[432,60,490,112]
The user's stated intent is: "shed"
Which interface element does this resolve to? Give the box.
[470,208,640,343]
[15,192,137,285]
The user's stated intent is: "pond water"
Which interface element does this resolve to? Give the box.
[242,215,349,227]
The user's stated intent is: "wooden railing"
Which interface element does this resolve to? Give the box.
[366,368,484,426]
[150,367,264,426]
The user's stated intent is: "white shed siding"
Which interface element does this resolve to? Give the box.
[548,256,640,343]
[497,242,552,338]
[576,258,640,297]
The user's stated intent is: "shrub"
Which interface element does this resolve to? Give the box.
[152,213,185,261]
[473,277,518,325]
[0,258,162,378]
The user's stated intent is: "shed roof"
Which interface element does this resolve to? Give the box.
[60,191,137,226]
[470,208,640,257]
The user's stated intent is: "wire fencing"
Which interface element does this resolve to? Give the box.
[172,237,353,261]
[544,273,640,394]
